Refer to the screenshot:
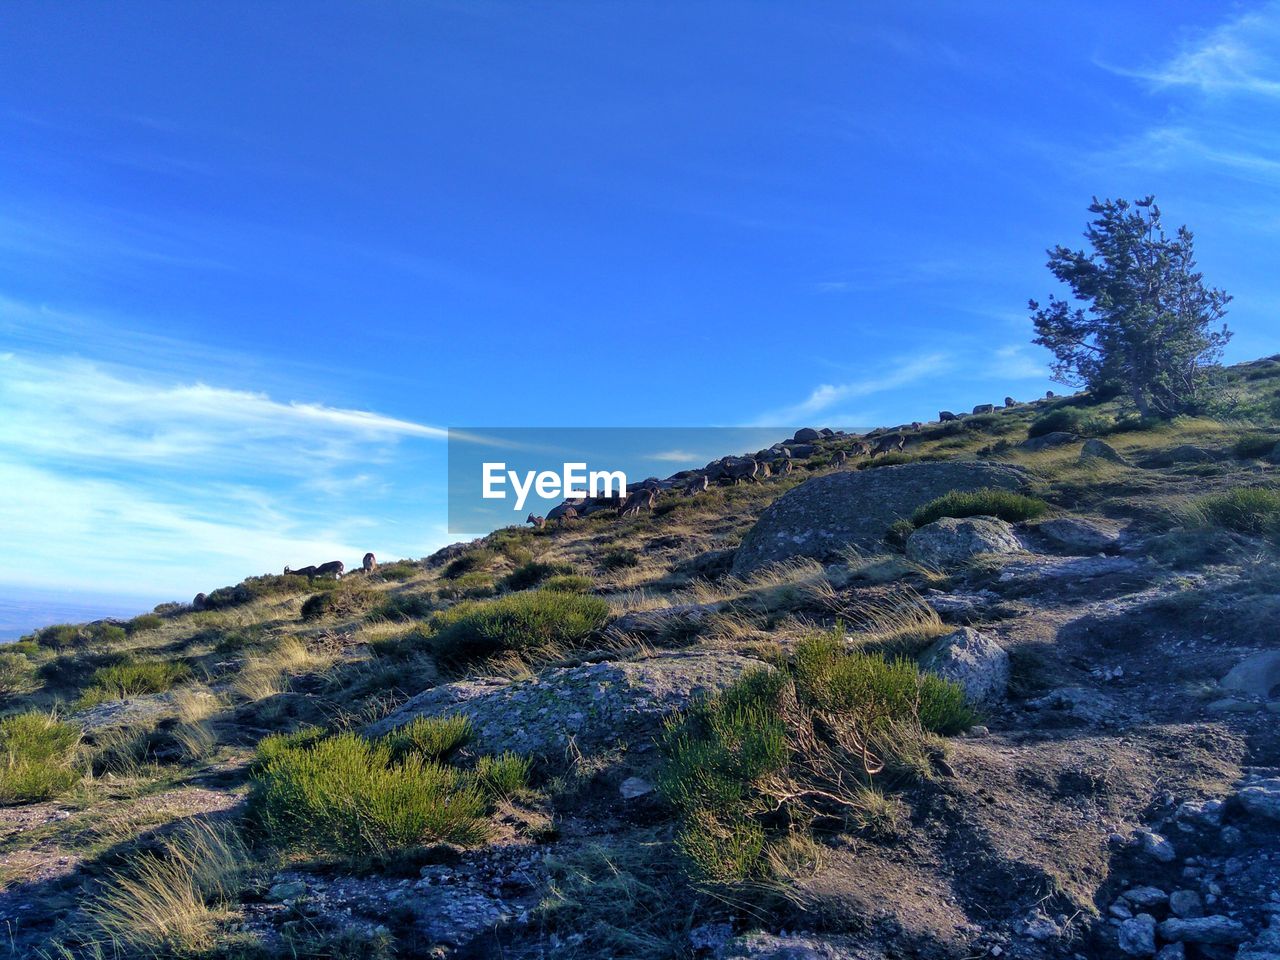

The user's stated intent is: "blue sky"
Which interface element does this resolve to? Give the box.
[1,1,1277,604]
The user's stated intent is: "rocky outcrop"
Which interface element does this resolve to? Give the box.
[731,461,1028,576]
[1019,431,1077,451]
[1035,517,1124,554]
[1080,438,1129,464]
[919,627,1009,703]
[1219,651,1280,699]
[905,516,1023,568]
[367,651,771,757]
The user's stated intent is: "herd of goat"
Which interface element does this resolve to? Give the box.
[280,551,378,581]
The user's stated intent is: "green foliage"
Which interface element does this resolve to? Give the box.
[859,452,915,469]
[1233,433,1277,459]
[0,652,37,697]
[541,574,594,594]
[249,731,490,861]
[32,620,125,650]
[601,548,640,570]
[1030,196,1231,417]
[503,560,576,591]
[475,751,532,799]
[0,711,82,802]
[437,571,497,600]
[375,561,418,582]
[381,714,473,762]
[79,660,193,706]
[374,591,435,621]
[125,613,165,635]
[911,488,1049,527]
[884,519,916,551]
[442,548,495,579]
[1028,406,1113,438]
[427,590,610,669]
[1195,488,1280,537]
[301,584,377,622]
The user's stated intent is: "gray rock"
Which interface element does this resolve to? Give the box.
[1220,651,1280,699]
[267,880,308,902]
[1154,444,1214,466]
[1235,778,1280,822]
[610,602,723,636]
[906,516,1023,568]
[973,403,995,415]
[1207,698,1261,715]
[793,428,821,442]
[1080,438,1129,464]
[368,651,771,757]
[619,776,654,799]
[919,627,1009,704]
[1236,922,1280,960]
[1169,890,1204,918]
[1118,914,1157,957]
[1123,887,1169,909]
[1154,945,1184,960]
[716,931,858,959]
[1036,517,1123,554]
[787,443,817,458]
[731,461,1028,576]
[939,410,959,422]
[1135,829,1177,863]
[1029,686,1123,725]
[996,554,1141,583]
[1020,431,1077,451]
[1157,916,1247,945]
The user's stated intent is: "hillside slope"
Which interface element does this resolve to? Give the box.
[3,358,1280,960]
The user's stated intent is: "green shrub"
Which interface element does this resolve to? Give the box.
[542,574,594,594]
[301,584,377,622]
[1233,433,1277,459]
[1195,488,1280,537]
[382,714,473,762]
[427,590,610,669]
[79,660,193,706]
[1028,407,1112,438]
[442,549,495,580]
[374,591,435,621]
[126,613,165,635]
[911,488,1049,527]
[437,571,497,601]
[33,621,125,649]
[601,548,640,570]
[0,712,82,802]
[884,519,915,550]
[375,562,418,582]
[503,560,576,591]
[0,652,37,697]
[249,731,490,860]
[475,752,532,799]
[859,452,915,469]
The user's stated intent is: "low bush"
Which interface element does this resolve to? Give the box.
[503,560,576,591]
[375,561,418,582]
[1233,433,1277,459]
[601,548,640,570]
[476,751,533,799]
[426,590,610,669]
[32,621,125,649]
[884,519,915,551]
[0,652,37,697]
[79,660,193,706]
[301,584,377,622]
[660,634,971,883]
[382,714,473,762]
[249,731,490,861]
[374,591,435,621]
[1028,407,1112,438]
[859,452,915,469]
[442,549,495,580]
[437,571,498,601]
[126,613,165,635]
[542,574,594,594]
[1195,488,1280,537]
[911,488,1049,527]
[0,711,82,803]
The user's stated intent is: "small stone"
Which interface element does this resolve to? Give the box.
[1169,890,1203,918]
[1118,914,1157,957]
[1123,887,1169,909]
[966,725,990,738]
[267,880,308,902]
[1154,945,1184,960]
[1135,829,1177,863]
[1110,902,1134,919]
[1236,778,1280,822]
[619,776,655,799]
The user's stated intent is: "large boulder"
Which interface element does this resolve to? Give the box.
[367,651,769,757]
[905,516,1023,568]
[731,461,1028,576]
[1035,517,1124,554]
[1219,651,1280,698]
[919,627,1009,703]
[1080,438,1129,465]
[972,403,995,415]
[792,427,821,442]
[1019,431,1077,452]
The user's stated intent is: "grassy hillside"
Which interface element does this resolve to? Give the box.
[3,358,1280,959]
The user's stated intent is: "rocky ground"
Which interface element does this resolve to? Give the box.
[2,359,1280,959]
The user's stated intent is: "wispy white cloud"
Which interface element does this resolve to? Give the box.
[751,352,951,426]
[644,449,707,463]
[987,343,1047,382]
[1107,3,1280,97]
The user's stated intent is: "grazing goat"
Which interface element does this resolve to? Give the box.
[363,552,377,573]
[284,565,319,578]
[831,449,849,468]
[619,487,658,518]
[721,457,759,485]
[870,434,905,458]
[315,560,345,579]
[526,513,546,530]
[557,506,579,524]
[851,440,873,457]
[776,459,794,476]
[910,421,922,431]
[686,473,710,496]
